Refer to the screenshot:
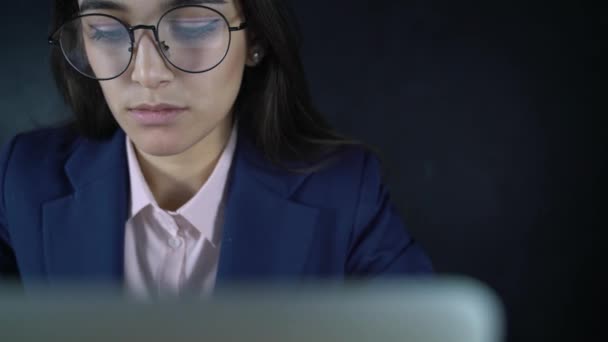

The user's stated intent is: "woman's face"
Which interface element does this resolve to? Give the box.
[78,0,248,156]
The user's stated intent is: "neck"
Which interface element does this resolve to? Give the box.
[134,115,233,211]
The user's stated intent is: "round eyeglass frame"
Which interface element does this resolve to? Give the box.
[48,5,248,81]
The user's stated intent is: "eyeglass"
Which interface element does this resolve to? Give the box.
[48,5,248,81]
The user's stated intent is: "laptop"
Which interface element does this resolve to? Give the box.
[0,276,503,342]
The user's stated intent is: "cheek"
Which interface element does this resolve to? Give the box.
[180,38,248,111]
[98,81,127,118]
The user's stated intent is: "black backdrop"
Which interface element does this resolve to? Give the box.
[0,1,599,341]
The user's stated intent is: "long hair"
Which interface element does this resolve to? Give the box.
[50,0,366,170]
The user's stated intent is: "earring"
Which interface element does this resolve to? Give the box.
[251,48,264,65]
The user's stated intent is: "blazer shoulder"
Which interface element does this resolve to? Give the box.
[1,123,81,196]
[317,145,383,186]
[6,123,80,159]
[2,123,81,170]
[292,145,385,208]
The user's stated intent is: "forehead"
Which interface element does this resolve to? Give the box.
[77,0,230,13]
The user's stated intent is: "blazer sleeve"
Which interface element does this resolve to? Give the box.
[0,135,20,280]
[345,151,433,276]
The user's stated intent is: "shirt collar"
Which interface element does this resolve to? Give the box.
[126,135,156,218]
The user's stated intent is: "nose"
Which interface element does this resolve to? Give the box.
[129,31,174,88]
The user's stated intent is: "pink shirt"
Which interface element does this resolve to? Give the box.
[124,125,237,298]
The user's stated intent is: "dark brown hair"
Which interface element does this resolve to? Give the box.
[50,0,366,170]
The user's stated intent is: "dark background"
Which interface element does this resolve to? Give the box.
[0,1,600,341]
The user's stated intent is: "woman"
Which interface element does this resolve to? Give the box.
[0,0,432,297]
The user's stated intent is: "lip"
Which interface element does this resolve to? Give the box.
[128,103,187,126]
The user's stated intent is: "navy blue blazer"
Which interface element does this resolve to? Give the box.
[0,124,432,289]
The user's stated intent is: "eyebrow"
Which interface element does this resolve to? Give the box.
[167,0,228,8]
[79,0,228,13]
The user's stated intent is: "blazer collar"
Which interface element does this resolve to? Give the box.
[43,125,322,286]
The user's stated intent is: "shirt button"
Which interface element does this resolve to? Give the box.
[168,237,183,249]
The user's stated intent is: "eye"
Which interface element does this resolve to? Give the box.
[87,24,129,43]
[169,19,222,41]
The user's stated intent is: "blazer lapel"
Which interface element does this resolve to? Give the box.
[216,135,322,284]
[42,130,129,285]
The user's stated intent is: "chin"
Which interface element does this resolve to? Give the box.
[140,145,187,157]
[131,130,193,157]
